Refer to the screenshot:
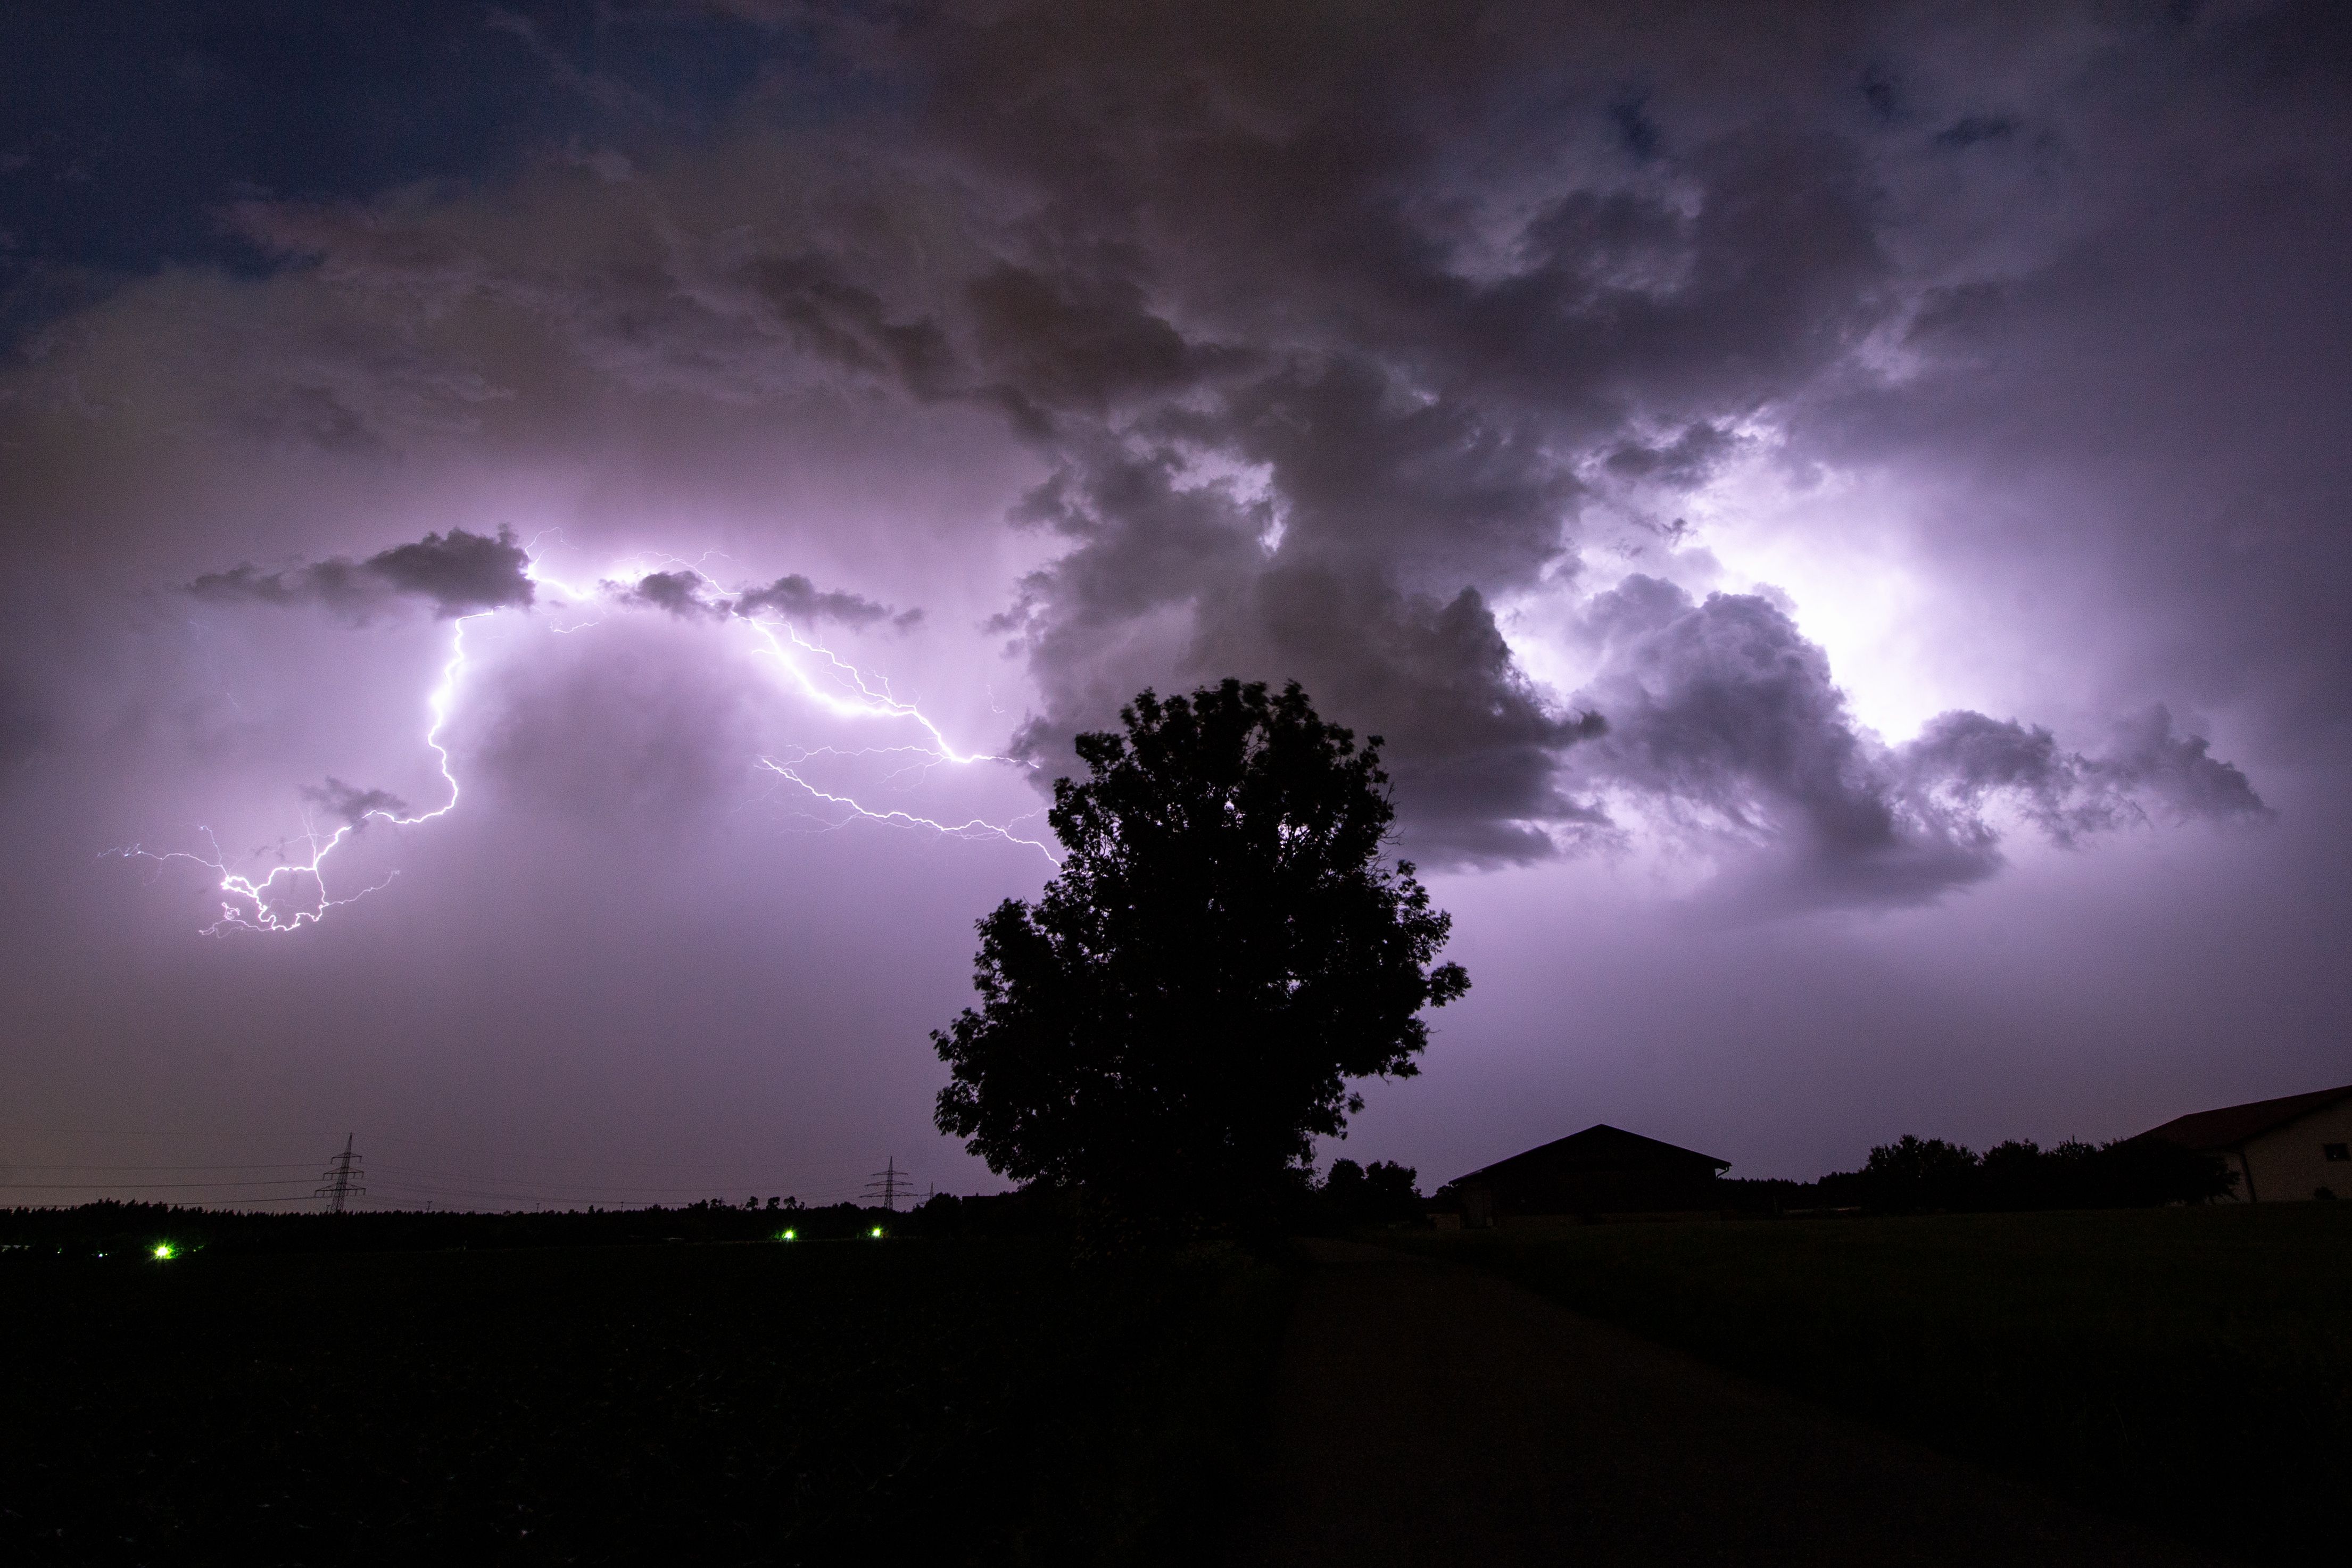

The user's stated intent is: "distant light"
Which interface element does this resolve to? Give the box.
[780,1229,797,1242]
[869,1226,884,1238]
[151,1242,176,1260]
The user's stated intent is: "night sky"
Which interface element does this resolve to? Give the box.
[4,1,2346,1210]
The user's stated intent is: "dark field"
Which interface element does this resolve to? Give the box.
[1,1238,1290,1567]
[1397,1205,2352,1561]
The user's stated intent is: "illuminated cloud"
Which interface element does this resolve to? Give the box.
[134,0,2288,901]
[1566,579,2267,906]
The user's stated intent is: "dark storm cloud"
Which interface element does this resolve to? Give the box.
[869,0,2312,893]
[300,777,410,828]
[743,253,960,403]
[617,570,728,619]
[365,527,537,614]
[1570,579,2266,905]
[731,574,912,630]
[1216,568,1610,864]
[595,18,1757,826]
[802,3,1887,869]
[1605,424,1741,488]
[617,568,917,630]
[189,527,535,621]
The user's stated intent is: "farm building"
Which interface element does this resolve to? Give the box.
[1434,1124,1730,1227]
[2139,1083,2352,1203]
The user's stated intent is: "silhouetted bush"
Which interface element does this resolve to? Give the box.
[2083,1134,2240,1207]
[906,1184,1077,1240]
[1862,1134,1985,1212]
[1303,1158,1422,1231]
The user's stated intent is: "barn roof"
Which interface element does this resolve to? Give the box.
[1448,1124,1730,1188]
[2138,1084,2352,1152]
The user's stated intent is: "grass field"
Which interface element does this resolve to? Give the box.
[1396,1204,2352,1561]
[1,1238,1291,1567]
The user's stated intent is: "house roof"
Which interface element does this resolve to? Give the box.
[1448,1124,1730,1189]
[2138,1084,2352,1153]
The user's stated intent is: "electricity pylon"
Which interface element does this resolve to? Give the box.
[864,1156,909,1212]
[316,1134,366,1213]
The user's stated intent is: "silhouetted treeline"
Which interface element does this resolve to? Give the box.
[1722,1134,2235,1215]
[1,1194,996,1259]
[908,1160,1425,1241]
[5,1166,1434,1262]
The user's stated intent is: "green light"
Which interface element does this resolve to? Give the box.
[151,1242,176,1260]
[869,1226,884,1239]
[780,1229,797,1242]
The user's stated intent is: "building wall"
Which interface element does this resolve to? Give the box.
[2238,1099,2352,1202]
[1485,1166,1724,1217]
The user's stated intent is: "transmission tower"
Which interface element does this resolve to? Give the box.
[316,1134,366,1214]
[864,1156,909,1212]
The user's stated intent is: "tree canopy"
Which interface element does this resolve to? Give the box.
[932,679,1468,1225]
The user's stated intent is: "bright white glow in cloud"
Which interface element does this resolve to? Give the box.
[1685,452,1956,743]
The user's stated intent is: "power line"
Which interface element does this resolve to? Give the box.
[1,1136,934,1214]
[368,1133,819,1173]
[0,1129,816,1175]
[0,1180,314,1190]
[0,1162,320,1173]
[366,1164,792,1196]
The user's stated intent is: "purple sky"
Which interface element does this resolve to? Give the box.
[3,1,2346,1209]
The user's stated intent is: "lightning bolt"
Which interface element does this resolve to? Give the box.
[755,756,1054,853]
[107,615,481,934]
[115,550,1054,935]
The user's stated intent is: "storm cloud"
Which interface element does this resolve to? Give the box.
[189,527,535,621]
[299,777,411,828]
[732,574,913,630]
[611,567,918,631]
[132,0,2300,902]
[1566,578,2266,906]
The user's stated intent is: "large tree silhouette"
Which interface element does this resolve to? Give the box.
[933,679,1468,1225]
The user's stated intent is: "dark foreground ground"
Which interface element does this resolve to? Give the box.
[1389,1204,2352,1563]
[5,1205,2344,1564]
[1249,1239,2221,1568]
[0,1238,1288,1566]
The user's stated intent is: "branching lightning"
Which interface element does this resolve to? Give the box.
[115,549,1054,935]
[109,616,480,934]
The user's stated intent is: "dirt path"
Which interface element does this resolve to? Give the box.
[1242,1240,2220,1568]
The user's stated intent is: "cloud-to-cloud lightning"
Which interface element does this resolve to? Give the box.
[117,535,1050,934]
